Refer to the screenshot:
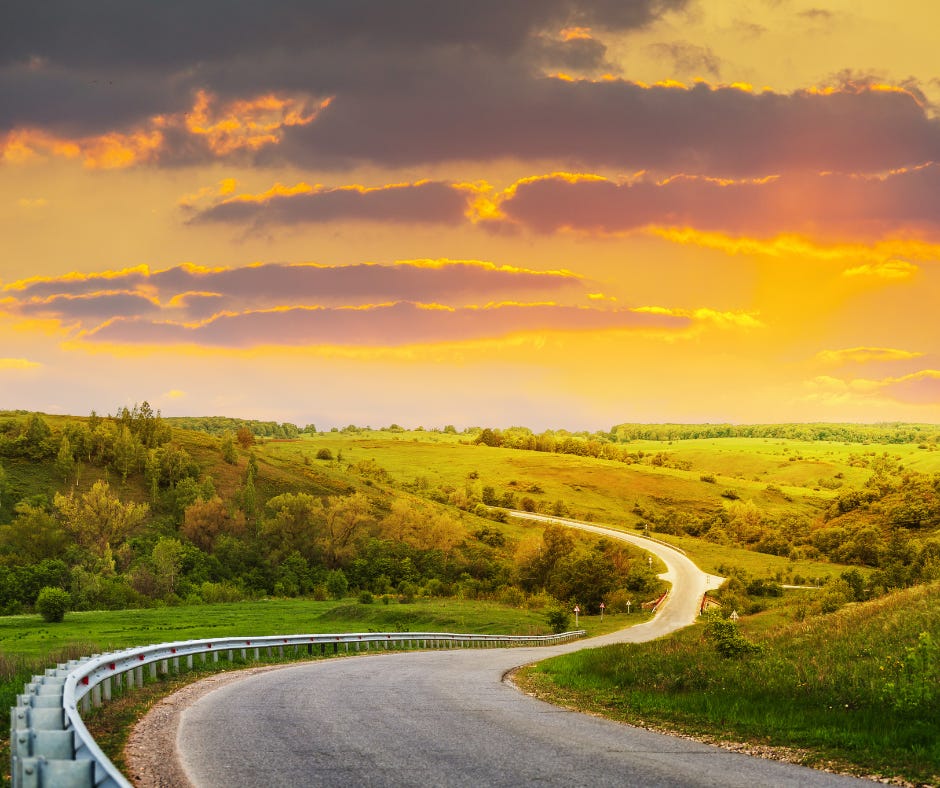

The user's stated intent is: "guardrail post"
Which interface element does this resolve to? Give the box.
[91,683,101,708]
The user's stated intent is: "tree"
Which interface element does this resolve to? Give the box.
[55,434,76,483]
[0,460,9,517]
[181,496,246,553]
[239,463,258,520]
[0,503,69,563]
[322,492,374,568]
[236,426,254,449]
[111,425,141,482]
[264,492,322,562]
[54,480,148,571]
[151,537,185,597]
[220,432,237,464]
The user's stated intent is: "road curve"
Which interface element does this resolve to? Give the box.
[175,515,871,787]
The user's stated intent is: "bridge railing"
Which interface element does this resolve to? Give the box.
[9,628,585,787]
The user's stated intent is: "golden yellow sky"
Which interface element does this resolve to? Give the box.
[1,1,938,429]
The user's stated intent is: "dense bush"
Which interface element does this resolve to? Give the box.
[546,608,571,633]
[35,586,71,623]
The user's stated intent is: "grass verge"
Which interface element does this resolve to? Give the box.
[516,583,940,786]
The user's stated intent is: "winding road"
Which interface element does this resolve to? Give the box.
[172,515,872,787]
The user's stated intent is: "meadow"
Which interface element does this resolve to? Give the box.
[3,413,939,784]
[517,582,940,785]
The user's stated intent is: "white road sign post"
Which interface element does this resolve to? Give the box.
[573,605,580,627]
[599,602,605,620]
[626,600,632,614]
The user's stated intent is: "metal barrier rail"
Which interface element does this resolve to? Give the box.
[10,628,585,787]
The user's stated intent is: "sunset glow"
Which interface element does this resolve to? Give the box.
[2,1,938,429]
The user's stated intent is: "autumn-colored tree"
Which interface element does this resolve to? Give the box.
[236,426,254,449]
[181,496,246,553]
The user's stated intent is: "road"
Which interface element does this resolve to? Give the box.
[175,515,871,787]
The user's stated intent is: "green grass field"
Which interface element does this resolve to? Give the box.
[517,582,940,785]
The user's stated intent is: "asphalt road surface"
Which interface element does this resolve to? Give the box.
[176,516,872,787]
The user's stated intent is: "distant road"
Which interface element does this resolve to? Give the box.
[175,514,872,787]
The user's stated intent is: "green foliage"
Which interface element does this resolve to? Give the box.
[880,630,938,713]
[220,432,237,464]
[35,586,71,623]
[358,590,374,604]
[703,614,763,658]
[546,607,571,633]
[316,448,333,460]
[326,569,349,599]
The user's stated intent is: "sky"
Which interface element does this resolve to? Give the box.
[1,0,939,431]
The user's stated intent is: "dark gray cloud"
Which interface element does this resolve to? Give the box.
[1,1,686,69]
[83,301,690,348]
[5,0,937,178]
[0,0,686,135]
[189,181,470,227]
[275,78,940,175]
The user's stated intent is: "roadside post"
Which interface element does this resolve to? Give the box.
[573,605,580,627]
[599,602,605,620]
[626,600,632,614]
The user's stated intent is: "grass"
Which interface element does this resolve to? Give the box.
[1,595,641,786]
[516,582,940,785]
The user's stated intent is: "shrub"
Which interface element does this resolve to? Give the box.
[316,448,333,460]
[35,586,71,623]
[358,590,374,604]
[546,607,572,633]
[326,569,349,600]
[703,614,762,658]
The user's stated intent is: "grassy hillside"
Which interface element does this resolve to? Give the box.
[518,582,940,784]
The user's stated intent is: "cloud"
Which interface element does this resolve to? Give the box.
[272,78,940,174]
[17,292,160,322]
[634,306,763,329]
[82,301,691,348]
[188,180,473,227]
[492,164,940,241]
[880,370,940,405]
[816,347,925,365]
[3,2,937,177]
[646,41,722,78]
[0,1,686,138]
[842,260,919,281]
[2,260,584,325]
[0,357,41,370]
[804,370,940,406]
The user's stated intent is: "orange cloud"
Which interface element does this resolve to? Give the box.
[635,306,764,329]
[816,347,925,365]
[841,260,918,281]
[0,90,328,168]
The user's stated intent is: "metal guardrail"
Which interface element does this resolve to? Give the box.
[9,628,585,787]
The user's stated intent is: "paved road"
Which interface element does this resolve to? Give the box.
[176,516,871,787]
